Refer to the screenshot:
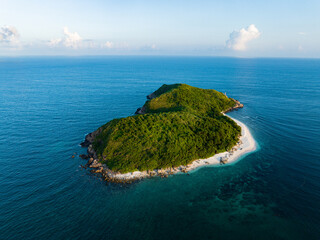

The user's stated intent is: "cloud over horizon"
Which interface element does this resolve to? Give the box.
[226,24,261,51]
[0,25,20,47]
[48,27,82,49]
[48,28,118,50]
[104,41,114,48]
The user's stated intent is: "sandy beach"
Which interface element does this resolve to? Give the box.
[184,115,257,172]
[110,114,257,181]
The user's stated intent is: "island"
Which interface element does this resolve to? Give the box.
[80,83,256,183]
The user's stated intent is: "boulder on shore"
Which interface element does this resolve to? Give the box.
[135,106,146,114]
[80,128,102,147]
[79,154,89,159]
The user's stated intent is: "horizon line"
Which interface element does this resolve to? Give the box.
[0,54,319,60]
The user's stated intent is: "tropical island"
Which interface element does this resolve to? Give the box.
[80,83,256,183]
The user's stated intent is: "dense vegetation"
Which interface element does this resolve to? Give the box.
[92,84,241,173]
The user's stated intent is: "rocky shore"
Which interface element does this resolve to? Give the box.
[222,99,244,113]
[80,131,191,183]
[134,91,157,114]
[79,95,249,184]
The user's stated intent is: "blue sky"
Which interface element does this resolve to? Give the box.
[0,0,319,57]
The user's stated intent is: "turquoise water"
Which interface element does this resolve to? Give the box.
[0,57,319,239]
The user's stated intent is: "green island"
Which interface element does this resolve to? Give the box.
[81,83,243,175]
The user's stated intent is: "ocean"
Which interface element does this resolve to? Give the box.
[0,56,319,240]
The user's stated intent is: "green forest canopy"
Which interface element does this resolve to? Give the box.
[92,84,241,173]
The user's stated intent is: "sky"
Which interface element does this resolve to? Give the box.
[0,0,320,57]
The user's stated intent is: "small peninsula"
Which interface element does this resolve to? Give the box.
[80,83,255,183]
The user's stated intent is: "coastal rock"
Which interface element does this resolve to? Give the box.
[87,158,94,166]
[79,154,88,159]
[223,99,244,113]
[135,106,146,114]
[95,167,103,173]
[80,128,103,147]
[135,91,157,114]
[87,145,97,159]
[135,107,142,114]
[146,92,156,100]
[90,160,102,168]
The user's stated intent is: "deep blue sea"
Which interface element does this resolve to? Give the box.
[0,56,320,240]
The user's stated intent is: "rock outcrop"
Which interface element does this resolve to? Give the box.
[146,92,156,100]
[80,128,102,147]
[135,106,146,115]
[79,154,88,159]
[222,99,244,113]
[134,90,157,114]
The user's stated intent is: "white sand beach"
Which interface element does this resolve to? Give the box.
[184,115,256,172]
[111,115,257,180]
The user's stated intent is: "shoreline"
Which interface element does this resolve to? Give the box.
[186,114,257,172]
[81,114,257,183]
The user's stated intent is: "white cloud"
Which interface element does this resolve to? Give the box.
[63,27,82,48]
[298,32,306,35]
[48,27,82,49]
[101,41,130,50]
[47,27,133,51]
[226,24,261,51]
[48,38,62,47]
[103,41,114,48]
[0,25,20,46]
